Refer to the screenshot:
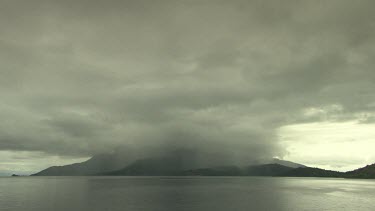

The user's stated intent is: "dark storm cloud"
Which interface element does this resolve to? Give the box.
[1,0,375,165]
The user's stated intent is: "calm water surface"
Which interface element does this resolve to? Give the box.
[0,176,374,211]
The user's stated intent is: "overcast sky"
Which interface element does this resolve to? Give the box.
[1,0,375,174]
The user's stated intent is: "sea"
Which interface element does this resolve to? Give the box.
[0,176,374,211]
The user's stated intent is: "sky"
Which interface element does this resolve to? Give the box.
[1,0,375,174]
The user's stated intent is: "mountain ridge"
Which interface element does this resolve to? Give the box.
[32,153,375,179]
[32,153,304,176]
[32,154,127,176]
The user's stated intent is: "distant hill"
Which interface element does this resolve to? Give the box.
[33,149,305,176]
[32,154,127,176]
[102,160,295,176]
[280,167,343,178]
[33,152,375,179]
[101,155,198,176]
[183,166,243,176]
[245,164,294,176]
[279,164,375,179]
[269,158,306,168]
[345,164,375,179]
[184,164,293,176]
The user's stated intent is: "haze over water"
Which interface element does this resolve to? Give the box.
[1,177,374,211]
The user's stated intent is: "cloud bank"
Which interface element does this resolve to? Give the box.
[1,0,375,171]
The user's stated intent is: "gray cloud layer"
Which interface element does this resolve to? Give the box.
[1,0,375,165]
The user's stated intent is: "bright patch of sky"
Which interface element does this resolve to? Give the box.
[279,121,375,172]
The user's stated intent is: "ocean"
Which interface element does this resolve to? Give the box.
[0,176,374,211]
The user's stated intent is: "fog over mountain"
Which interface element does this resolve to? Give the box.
[1,0,375,174]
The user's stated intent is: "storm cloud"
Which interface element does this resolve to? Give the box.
[1,0,375,172]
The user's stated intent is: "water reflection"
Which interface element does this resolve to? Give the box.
[0,176,374,211]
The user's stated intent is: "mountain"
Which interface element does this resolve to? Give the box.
[32,149,198,176]
[183,166,243,176]
[244,164,294,176]
[280,167,344,178]
[103,160,295,176]
[31,149,307,177]
[32,152,375,179]
[101,153,200,176]
[279,163,375,178]
[269,158,306,168]
[183,164,294,176]
[32,154,128,176]
[101,158,188,176]
[345,163,375,179]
